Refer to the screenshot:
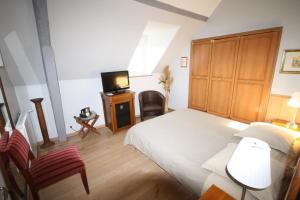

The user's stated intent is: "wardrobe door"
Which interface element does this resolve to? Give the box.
[230,31,280,123]
[207,37,239,117]
[189,40,212,111]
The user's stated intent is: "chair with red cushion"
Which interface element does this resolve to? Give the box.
[0,132,23,198]
[5,129,89,200]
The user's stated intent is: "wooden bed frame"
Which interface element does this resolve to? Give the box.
[286,156,300,200]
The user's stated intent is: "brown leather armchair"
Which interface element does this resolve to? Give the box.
[139,90,165,121]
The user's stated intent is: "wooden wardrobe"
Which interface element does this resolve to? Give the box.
[188,27,282,123]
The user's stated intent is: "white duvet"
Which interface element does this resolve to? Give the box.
[124,108,246,194]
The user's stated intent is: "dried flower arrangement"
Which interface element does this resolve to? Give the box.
[159,65,173,112]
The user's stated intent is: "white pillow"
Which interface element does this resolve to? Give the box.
[202,143,237,178]
[235,122,298,154]
[201,143,286,200]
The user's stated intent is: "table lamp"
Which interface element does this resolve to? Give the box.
[287,92,300,129]
[226,137,271,200]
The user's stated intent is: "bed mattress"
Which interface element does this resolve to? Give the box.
[124,108,246,194]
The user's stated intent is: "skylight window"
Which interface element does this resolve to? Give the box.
[128,21,180,76]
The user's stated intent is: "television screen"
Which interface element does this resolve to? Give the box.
[101,70,130,93]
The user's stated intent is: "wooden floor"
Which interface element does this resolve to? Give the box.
[36,127,198,200]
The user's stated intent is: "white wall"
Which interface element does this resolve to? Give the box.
[169,0,300,110]
[0,0,205,141]
[130,74,164,114]
[0,68,20,124]
[128,21,180,76]
[0,0,204,144]
[47,0,205,136]
[14,84,58,141]
[0,0,55,192]
[47,0,204,80]
[168,46,191,109]
[0,0,46,86]
[59,78,103,134]
[0,0,58,143]
[60,74,163,134]
[194,0,300,96]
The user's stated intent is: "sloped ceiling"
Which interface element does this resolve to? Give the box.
[0,0,222,84]
[47,0,207,80]
[157,0,222,17]
[0,0,46,86]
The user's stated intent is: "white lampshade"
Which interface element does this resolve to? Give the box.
[288,92,300,108]
[227,137,271,190]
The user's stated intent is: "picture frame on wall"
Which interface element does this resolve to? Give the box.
[180,56,188,68]
[280,49,300,74]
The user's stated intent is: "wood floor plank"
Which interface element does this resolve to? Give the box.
[36,127,198,200]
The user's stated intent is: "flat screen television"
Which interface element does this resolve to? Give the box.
[101,70,130,93]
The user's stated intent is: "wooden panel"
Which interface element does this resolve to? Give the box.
[231,30,281,123]
[266,94,300,123]
[101,91,136,133]
[231,83,264,123]
[286,157,300,200]
[189,78,208,111]
[191,41,211,76]
[210,38,239,79]
[200,185,234,200]
[189,40,212,111]
[207,80,232,117]
[237,32,274,81]
[189,27,281,123]
[192,27,282,43]
[207,37,238,117]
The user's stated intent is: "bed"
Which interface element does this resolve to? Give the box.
[125,108,297,199]
[125,109,247,193]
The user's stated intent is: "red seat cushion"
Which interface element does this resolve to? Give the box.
[30,145,85,189]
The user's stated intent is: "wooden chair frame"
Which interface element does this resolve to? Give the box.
[6,132,89,200]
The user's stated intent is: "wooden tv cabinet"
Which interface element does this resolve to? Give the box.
[101,91,136,133]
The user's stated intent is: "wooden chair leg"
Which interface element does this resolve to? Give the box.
[0,158,18,200]
[29,150,35,160]
[80,168,90,194]
[7,169,23,197]
[30,188,40,200]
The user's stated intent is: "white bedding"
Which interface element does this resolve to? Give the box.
[124,108,247,194]
[201,142,287,200]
